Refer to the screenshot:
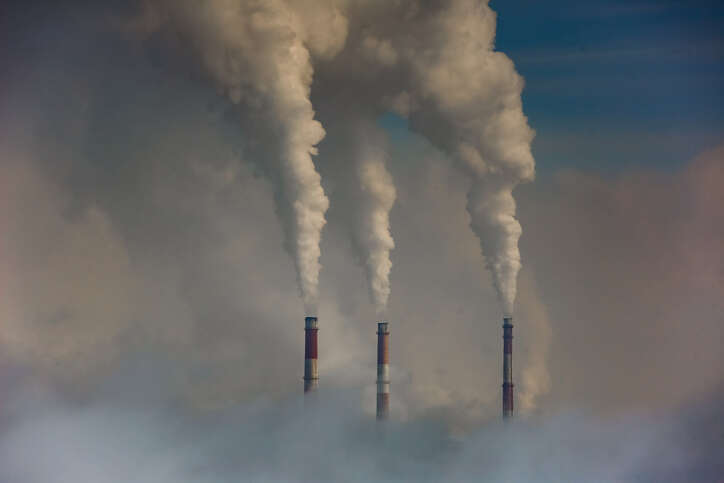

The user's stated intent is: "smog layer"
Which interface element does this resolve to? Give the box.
[1,1,722,481]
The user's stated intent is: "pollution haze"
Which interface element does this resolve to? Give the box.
[1,0,723,481]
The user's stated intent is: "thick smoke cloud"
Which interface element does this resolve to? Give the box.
[1,1,723,481]
[129,0,349,312]
[320,121,397,314]
[406,0,535,315]
[341,0,535,314]
[129,0,534,316]
[355,138,396,314]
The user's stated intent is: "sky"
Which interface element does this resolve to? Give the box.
[0,1,723,481]
[497,0,724,172]
[381,0,724,173]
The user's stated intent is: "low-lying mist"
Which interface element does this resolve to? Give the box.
[1,367,720,483]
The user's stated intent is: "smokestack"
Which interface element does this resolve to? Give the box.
[502,316,514,419]
[304,316,319,393]
[376,321,390,420]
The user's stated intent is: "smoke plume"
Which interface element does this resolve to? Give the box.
[356,155,396,313]
[406,0,535,315]
[131,0,349,311]
[350,124,397,314]
[356,0,536,314]
[128,0,534,315]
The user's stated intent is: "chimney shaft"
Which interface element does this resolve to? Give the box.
[502,316,514,419]
[304,316,319,393]
[376,321,390,420]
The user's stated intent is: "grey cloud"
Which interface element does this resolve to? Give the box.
[518,145,724,413]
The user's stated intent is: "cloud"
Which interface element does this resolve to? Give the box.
[518,144,724,412]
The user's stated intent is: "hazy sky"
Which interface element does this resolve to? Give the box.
[377,0,724,173]
[0,1,722,481]
[497,0,724,171]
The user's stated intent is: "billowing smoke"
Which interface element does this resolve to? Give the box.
[397,0,535,315]
[130,0,349,311]
[356,154,396,313]
[466,180,524,314]
[350,124,397,314]
[127,0,532,316]
[344,0,535,314]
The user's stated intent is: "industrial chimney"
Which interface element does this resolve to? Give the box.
[304,316,319,393]
[376,321,390,420]
[502,316,514,419]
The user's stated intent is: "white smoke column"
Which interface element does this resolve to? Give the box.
[133,0,348,311]
[353,128,396,314]
[370,0,535,314]
[467,179,522,315]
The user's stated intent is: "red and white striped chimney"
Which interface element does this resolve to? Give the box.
[304,316,319,393]
[502,316,514,419]
[376,321,390,420]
